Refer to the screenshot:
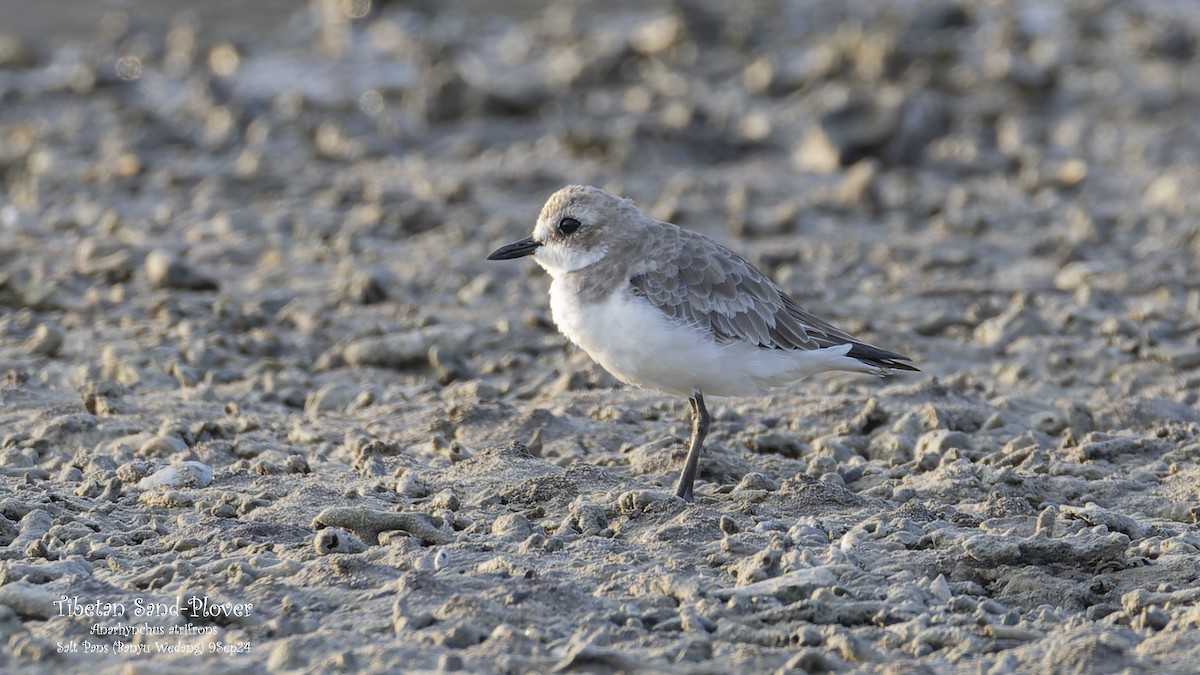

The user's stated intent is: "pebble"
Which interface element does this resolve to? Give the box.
[0,556,91,585]
[313,527,368,555]
[395,471,432,498]
[341,326,474,370]
[429,489,461,512]
[434,620,487,649]
[0,35,37,68]
[491,512,533,541]
[304,383,365,416]
[312,507,454,545]
[75,238,135,283]
[455,55,550,116]
[392,596,435,634]
[569,498,609,536]
[711,567,838,603]
[866,431,914,464]
[733,472,779,492]
[0,582,57,619]
[144,249,219,291]
[1060,503,1146,539]
[1121,587,1200,615]
[336,268,391,305]
[20,323,64,356]
[137,461,214,489]
[793,88,906,171]
[973,295,1050,347]
[963,531,1129,567]
[138,434,189,457]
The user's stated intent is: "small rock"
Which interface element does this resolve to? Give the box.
[21,323,64,357]
[304,383,363,417]
[314,528,368,555]
[491,513,533,541]
[973,294,1049,347]
[743,46,837,96]
[456,54,550,116]
[115,460,154,483]
[76,241,134,283]
[138,435,188,458]
[396,471,432,498]
[435,620,487,649]
[712,567,839,603]
[569,498,609,536]
[734,473,779,492]
[407,63,470,124]
[0,582,57,619]
[337,269,390,305]
[719,515,740,535]
[312,507,453,545]
[794,88,940,172]
[429,489,461,512]
[145,249,218,291]
[0,35,38,68]
[866,431,914,464]
[265,641,304,671]
[748,432,804,458]
[284,455,311,474]
[341,327,473,370]
[138,461,214,489]
[1060,503,1146,539]
[914,429,970,463]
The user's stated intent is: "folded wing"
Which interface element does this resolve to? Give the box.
[629,230,918,372]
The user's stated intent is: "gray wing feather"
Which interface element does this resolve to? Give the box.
[629,229,917,369]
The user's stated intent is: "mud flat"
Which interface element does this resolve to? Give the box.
[1,0,1199,672]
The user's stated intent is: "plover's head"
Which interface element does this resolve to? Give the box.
[486,185,642,277]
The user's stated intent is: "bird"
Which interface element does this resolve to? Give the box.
[486,185,918,502]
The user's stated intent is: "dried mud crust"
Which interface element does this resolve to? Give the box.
[2,0,1200,673]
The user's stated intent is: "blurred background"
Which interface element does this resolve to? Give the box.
[0,0,302,41]
[1,0,1198,391]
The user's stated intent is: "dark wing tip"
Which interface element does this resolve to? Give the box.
[845,343,920,372]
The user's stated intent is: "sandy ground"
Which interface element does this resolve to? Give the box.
[2,0,1200,672]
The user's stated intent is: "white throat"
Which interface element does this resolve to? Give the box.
[534,242,608,277]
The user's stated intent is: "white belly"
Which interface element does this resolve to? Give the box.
[547,282,867,398]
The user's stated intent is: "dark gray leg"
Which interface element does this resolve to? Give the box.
[675,389,710,502]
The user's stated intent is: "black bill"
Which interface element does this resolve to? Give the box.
[486,236,541,260]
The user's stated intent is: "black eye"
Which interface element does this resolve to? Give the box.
[558,217,581,235]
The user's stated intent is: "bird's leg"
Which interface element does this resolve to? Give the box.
[675,388,710,502]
